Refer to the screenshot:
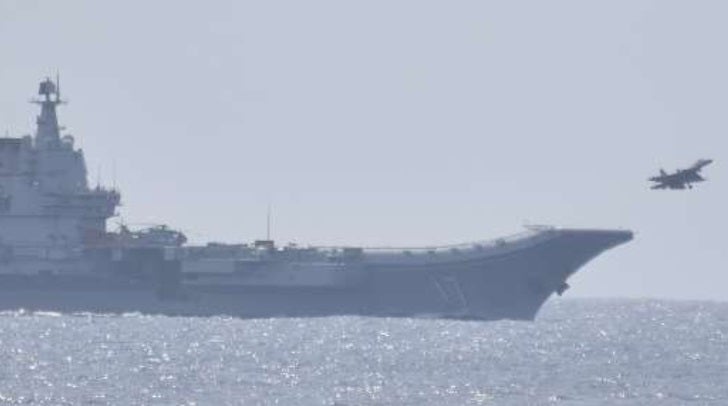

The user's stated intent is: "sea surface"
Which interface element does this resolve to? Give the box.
[0,299,726,405]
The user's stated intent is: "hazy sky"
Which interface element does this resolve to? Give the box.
[1,1,725,300]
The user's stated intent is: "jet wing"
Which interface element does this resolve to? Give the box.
[650,179,686,190]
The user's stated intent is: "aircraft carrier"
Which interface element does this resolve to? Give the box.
[0,79,633,320]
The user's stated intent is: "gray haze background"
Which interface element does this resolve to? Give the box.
[0,1,725,300]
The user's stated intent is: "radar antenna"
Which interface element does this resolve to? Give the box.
[56,72,61,102]
[266,203,272,241]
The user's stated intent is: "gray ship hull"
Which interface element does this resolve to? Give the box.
[0,229,632,321]
[0,80,634,321]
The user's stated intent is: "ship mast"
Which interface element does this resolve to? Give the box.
[31,77,64,149]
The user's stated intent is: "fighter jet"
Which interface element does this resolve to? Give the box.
[649,159,713,190]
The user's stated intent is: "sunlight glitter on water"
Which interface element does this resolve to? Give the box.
[0,299,726,405]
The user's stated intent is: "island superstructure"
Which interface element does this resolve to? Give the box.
[0,78,120,275]
[0,79,633,320]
